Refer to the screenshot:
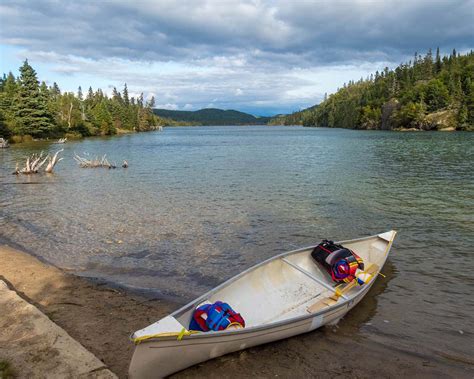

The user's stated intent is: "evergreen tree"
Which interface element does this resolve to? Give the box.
[0,72,18,130]
[435,47,442,73]
[51,82,61,98]
[425,79,450,111]
[77,86,83,101]
[14,60,54,137]
[147,96,155,108]
[87,86,94,101]
[123,83,130,106]
[0,109,9,137]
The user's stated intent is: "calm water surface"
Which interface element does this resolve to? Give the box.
[1,126,473,361]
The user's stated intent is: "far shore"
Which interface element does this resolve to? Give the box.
[3,124,467,148]
[1,244,472,378]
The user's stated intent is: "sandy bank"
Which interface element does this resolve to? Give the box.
[1,245,472,378]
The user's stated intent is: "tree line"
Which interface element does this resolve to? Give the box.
[273,49,474,131]
[0,60,170,141]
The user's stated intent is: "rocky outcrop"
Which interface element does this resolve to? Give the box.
[381,99,400,130]
[423,109,457,131]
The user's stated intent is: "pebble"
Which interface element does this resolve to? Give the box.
[459,330,464,335]
[383,320,390,323]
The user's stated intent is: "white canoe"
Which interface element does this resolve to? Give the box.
[129,230,397,378]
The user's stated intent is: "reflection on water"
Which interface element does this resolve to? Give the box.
[0,126,473,359]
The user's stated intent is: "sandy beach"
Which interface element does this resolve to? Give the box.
[1,244,472,378]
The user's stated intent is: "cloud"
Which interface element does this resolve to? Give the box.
[2,0,472,64]
[1,0,472,115]
[156,103,179,110]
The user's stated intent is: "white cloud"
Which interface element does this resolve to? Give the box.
[156,103,179,110]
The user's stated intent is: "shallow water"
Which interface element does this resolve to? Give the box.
[1,126,473,360]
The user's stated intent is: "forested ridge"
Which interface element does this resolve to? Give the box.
[273,49,474,131]
[153,108,271,125]
[0,60,173,142]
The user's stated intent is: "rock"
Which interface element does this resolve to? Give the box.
[424,109,457,131]
[0,280,117,378]
[381,99,400,130]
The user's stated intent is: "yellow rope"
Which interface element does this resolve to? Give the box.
[133,328,200,344]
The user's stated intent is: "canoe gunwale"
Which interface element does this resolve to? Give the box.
[134,231,396,343]
[139,281,377,344]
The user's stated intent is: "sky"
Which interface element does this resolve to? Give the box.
[0,1,473,116]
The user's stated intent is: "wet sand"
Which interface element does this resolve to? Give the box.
[0,244,472,378]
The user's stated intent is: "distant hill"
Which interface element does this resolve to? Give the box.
[153,108,272,125]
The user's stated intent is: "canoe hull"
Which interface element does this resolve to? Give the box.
[129,281,373,378]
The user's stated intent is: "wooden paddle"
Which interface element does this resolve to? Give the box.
[307,264,379,313]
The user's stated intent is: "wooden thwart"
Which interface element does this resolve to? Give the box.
[307,264,379,313]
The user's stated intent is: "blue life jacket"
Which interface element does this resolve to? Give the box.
[189,301,245,332]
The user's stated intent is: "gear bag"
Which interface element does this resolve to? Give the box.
[311,240,364,283]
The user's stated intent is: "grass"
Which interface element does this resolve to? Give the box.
[0,360,15,378]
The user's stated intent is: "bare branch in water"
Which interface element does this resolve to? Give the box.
[74,153,113,168]
[15,150,63,175]
[46,149,64,173]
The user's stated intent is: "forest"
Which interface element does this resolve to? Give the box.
[272,49,474,131]
[153,108,271,125]
[0,60,171,141]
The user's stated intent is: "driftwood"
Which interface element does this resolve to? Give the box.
[0,138,9,148]
[14,149,63,175]
[74,153,117,169]
[46,149,64,173]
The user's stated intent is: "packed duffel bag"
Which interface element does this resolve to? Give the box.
[311,239,364,283]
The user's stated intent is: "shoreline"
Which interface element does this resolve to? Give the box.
[1,244,472,378]
[3,124,470,150]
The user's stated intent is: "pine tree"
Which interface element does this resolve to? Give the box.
[51,82,61,98]
[92,99,114,135]
[77,86,86,121]
[0,72,17,126]
[435,47,442,73]
[14,60,54,137]
[147,96,155,108]
[123,83,130,106]
[112,87,122,103]
[87,86,94,101]
[0,108,9,137]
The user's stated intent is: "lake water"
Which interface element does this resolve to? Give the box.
[1,126,473,363]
